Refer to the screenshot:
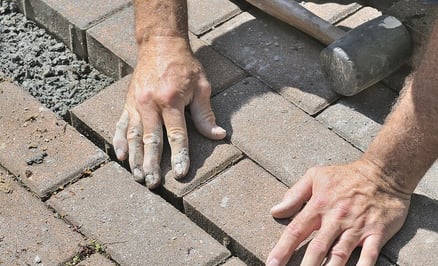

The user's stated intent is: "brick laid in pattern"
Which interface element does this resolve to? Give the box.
[86,5,246,90]
[211,78,362,186]
[21,0,130,58]
[382,193,438,265]
[0,82,108,198]
[221,257,247,266]
[70,75,242,204]
[203,10,338,115]
[301,0,362,23]
[48,162,231,265]
[0,166,85,265]
[316,84,397,152]
[336,6,382,30]
[187,0,245,35]
[184,159,296,265]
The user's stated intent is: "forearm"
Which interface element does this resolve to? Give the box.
[363,22,438,194]
[134,0,189,45]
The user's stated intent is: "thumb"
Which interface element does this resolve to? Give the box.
[190,74,226,140]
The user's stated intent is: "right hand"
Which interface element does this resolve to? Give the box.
[113,36,226,189]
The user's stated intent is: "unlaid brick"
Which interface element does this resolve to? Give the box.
[202,10,339,115]
[211,77,361,186]
[316,84,397,152]
[71,75,242,205]
[0,166,85,265]
[21,0,131,58]
[86,5,245,90]
[48,162,231,265]
[0,82,108,198]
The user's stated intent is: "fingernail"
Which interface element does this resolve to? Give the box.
[213,126,226,136]
[266,258,281,266]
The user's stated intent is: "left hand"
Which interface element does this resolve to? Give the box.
[266,159,411,266]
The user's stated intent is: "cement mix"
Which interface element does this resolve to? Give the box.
[0,1,113,118]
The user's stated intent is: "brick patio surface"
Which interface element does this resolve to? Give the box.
[2,0,438,265]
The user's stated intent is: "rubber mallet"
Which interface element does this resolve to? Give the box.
[245,0,412,96]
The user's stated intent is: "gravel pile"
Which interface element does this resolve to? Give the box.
[0,1,113,118]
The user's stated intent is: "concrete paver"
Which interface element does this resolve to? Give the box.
[20,0,131,58]
[316,83,397,152]
[0,82,108,198]
[184,159,293,265]
[187,0,246,35]
[48,162,231,266]
[417,162,438,201]
[300,0,362,23]
[0,166,85,265]
[211,77,362,186]
[202,10,338,115]
[382,193,438,265]
[221,257,247,266]
[70,76,242,205]
[336,6,382,30]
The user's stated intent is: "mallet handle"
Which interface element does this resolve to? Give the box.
[245,0,346,45]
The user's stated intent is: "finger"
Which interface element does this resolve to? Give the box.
[323,230,361,266]
[126,110,145,183]
[138,106,163,189]
[270,175,313,219]
[190,73,226,140]
[356,235,383,266]
[266,209,319,266]
[162,106,190,179]
[113,109,129,160]
[301,222,342,266]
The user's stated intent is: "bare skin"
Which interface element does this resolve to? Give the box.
[113,0,226,188]
[267,22,438,266]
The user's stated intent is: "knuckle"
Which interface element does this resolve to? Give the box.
[308,238,330,255]
[143,133,161,146]
[127,127,142,141]
[167,129,187,145]
[135,89,155,106]
[285,222,303,240]
[330,247,350,262]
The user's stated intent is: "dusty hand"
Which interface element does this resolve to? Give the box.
[266,159,411,266]
[113,36,226,189]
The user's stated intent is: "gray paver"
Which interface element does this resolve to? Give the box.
[316,84,397,151]
[211,77,362,186]
[184,159,295,265]
[300,0,362,23]
[416,162,438,201]
[203,10,338,115]
[188,0,245,35]
[221,257,247,266]
[382,193,438,265]
[22,0,130,58]
[47,162,231,266]
[0,166,85,265]
[0,82,108,198]
[70,75,242,203]
[86,5,245,89]
[77,253,116,266]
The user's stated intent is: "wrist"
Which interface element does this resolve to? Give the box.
[137,35,191,56]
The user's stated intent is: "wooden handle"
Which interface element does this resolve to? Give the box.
[245,0,346,45]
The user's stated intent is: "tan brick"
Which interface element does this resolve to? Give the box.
[336,6,382,30]
[0,166,85,265]
[48,162,231,265]
[0,82,108,198]
[300,0,362,23]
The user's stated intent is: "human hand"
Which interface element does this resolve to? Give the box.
[113,36,226,189]
[266,159,411,266]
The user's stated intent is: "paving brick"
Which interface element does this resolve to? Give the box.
[77,254,116,266]
[382,193,438,265]
[183,159,296,264]
[416,162,438,201]
[0,166,85,265]
[211,77,362,186]
[316,84,397,152]
[48,162,231,265]
[22,0,130,58]
[300,0,362,23]
[0,82,108,198]
[203,10,339,115]
[336,6,382,30]
[86,5,246,89]
[70,75,242,204]
[187,0,245,35]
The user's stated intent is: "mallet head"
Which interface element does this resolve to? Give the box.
[320,15,412,96]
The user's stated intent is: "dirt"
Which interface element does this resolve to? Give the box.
[0,1,113,118]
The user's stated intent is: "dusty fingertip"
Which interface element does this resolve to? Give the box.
[173,161,189,179]
[266,257,281,266]
[270,202,283,216]
[145,173,161,190]
[115,148,128,161]
[132,168,144,183]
